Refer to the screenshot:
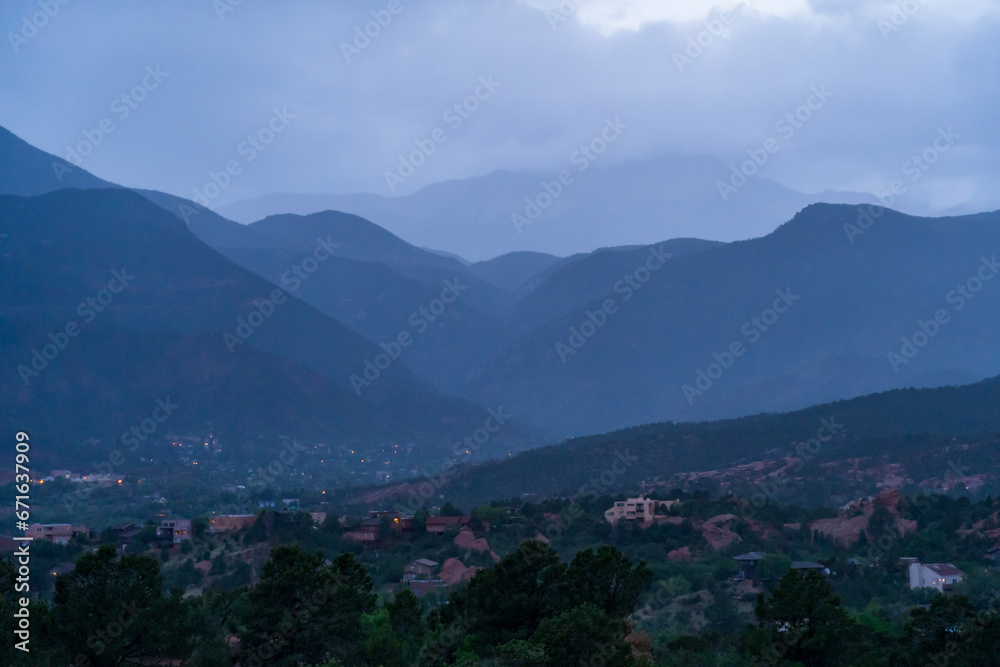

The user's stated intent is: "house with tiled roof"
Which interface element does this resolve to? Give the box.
[425,516,471,533]
[403,558,439,582]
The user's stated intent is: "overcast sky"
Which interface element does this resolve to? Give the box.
[2,0,998,219]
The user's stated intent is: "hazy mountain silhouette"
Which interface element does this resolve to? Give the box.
[6,124,1000,450]
[217,156,877,259]
[0,126,118,195]
[0,188,546,463]
[469,251,563,292]
[464,204,1000,436]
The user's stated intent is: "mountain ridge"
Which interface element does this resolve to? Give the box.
[215,155,879,259]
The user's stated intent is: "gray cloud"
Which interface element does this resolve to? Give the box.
[1,0,998,232]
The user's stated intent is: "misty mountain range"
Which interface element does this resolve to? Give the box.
[2,124,999,470]
[215,155,886,260]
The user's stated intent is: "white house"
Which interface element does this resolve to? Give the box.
[604,497,680,525]
[907,560,965,593]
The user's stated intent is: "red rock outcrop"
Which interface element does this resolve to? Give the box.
[453,529,490,552]
[701,514,741,550]
[810,490,916,547]
[667,546,693,562]
[439,558,480,586]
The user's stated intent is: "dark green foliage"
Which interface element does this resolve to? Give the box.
[905,595,976,659]
[746,569,853,666]
[561,545,653,619]
[46,544,197,665]
[439,502,465,517]
[866,505,896,543]
[234,545,376,666]
[496,639,546,666]
[531,603,634,666]
[704,590,743,637]
[412,509,429,535]
[438,541,651,663]
[386,588,424,640]
[211,560,252,591]
[166,558,205,589]
[755,553,792,585]
[14,489,1000,665]
[443,540,565,651]
[210,552,227,575]
[192,517,208,539]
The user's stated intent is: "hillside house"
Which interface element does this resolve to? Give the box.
[604,498,681,525]
[344,517,381,544]
[157,519,191,545]
[27,523,88,545]
[209,514,256,533]
[907,561,965,593]
[425,516,472,533]
[733,552,767,581]
[403,558,439,582]
[112,522,143,550]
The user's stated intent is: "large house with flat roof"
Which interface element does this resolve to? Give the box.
[906,560,965,593]
[26,523,88,545]
[604,498,681,525]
